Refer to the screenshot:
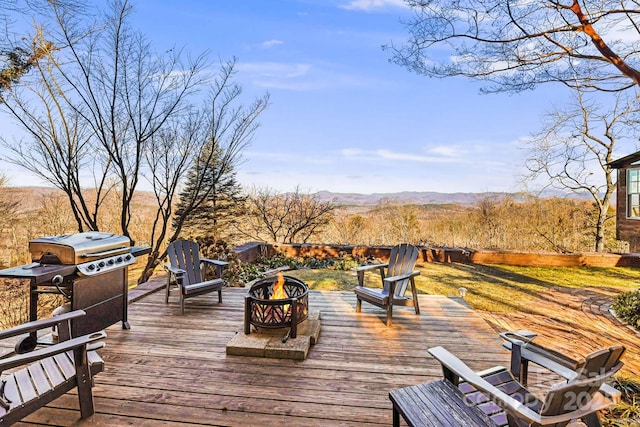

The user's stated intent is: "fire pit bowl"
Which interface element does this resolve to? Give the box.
[244,275,309,339]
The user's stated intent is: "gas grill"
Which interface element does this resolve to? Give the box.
[29,232,135,276]
[0,232,150,342]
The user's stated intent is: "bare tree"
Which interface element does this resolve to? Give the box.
[0,32,106,231]
[525,90,639,251]
[390,1,640,93]
[0,3,269,283]
[0,0,83,94]
[138,59,269,283]
[0,0,207,237]
[327,213,368,245]
[242,187,336,244]
[48,0,207,238]
[475,197,508,249]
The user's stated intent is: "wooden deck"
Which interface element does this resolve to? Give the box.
[17,286,511,426]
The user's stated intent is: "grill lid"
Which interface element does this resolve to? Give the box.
[29,232,132,265]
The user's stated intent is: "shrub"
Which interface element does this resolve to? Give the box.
[195,237,244,287]
[330,251,360,271]
[602,375,640,426]
[236,254,299,284]
[612,290,640,330]
[237,252,366,284]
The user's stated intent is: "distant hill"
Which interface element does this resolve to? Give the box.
[313,190,536,206]
[5,186,592,209]
[2,186,158,211]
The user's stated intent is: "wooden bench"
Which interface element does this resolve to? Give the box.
[0,310,106,426]
[389,379,496,427]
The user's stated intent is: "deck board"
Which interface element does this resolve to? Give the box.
[19,287,510,426]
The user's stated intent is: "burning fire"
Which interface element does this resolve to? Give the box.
[269,272,290,318]
[271,272,288,300]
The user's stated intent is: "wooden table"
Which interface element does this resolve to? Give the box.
[389,379,496,427]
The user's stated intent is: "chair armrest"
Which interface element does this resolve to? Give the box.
[383,270,420,284]
[201,258,228,267]
[352,263,388,272]
[502,340,580,380]
[599,382,622,404]
[428,346,542,425]
[0,331,106,372]
[164,264,186,277]
[0,310,86,341]
[500,330,538,344]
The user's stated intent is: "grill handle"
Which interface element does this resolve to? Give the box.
[80,247,131,258]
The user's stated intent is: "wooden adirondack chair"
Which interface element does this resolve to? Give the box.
[426,340,625,427]
[0,310,106,426]
[165,239,228,315]
[353,243,421,326]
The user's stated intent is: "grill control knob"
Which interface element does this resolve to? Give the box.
[124,254,132,262]
[87,264,96,271]
[107,259,115,266]
[98,261,105,268]
[116,256,123,263]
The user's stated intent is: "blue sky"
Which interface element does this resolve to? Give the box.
[2,0,578,194]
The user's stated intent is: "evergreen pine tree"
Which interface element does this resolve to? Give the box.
[174,140,246,243]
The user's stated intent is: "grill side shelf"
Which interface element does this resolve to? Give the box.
[131,246,151,257]
[0,264,77,284]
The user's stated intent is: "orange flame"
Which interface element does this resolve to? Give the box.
[271,272,287,300]
[271,272,290,317]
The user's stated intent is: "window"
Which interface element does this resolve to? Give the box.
[628,169,640,218]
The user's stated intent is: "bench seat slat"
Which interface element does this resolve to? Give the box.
[40,356,66,387]
[53,352,75,380]
[456,367,544,427]
[390,379,496,427]
[14,367,37,404]
[0,373,21,412]
[28,361,53,396]
[412,383,462,425]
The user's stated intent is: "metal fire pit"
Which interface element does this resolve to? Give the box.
[244,276,309,339]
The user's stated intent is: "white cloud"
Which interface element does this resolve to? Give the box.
[238,143,522,193]
[236,61,392,91]
[339,0,407,11]
[261,39,284,48]
[341,148,459,163]
[238,62,311,79]
[428,145,463,157]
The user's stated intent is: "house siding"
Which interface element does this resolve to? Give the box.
[615,166,640,252]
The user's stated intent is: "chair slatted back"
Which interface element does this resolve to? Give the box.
[574,345,625,378]
[385,243,418,297]
[167,239,202,287]
[539,345,625,419]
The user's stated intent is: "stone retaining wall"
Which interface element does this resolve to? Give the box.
[234,242,640,268]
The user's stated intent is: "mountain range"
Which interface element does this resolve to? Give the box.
[312,190,554,206]
[5,186,590,209]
